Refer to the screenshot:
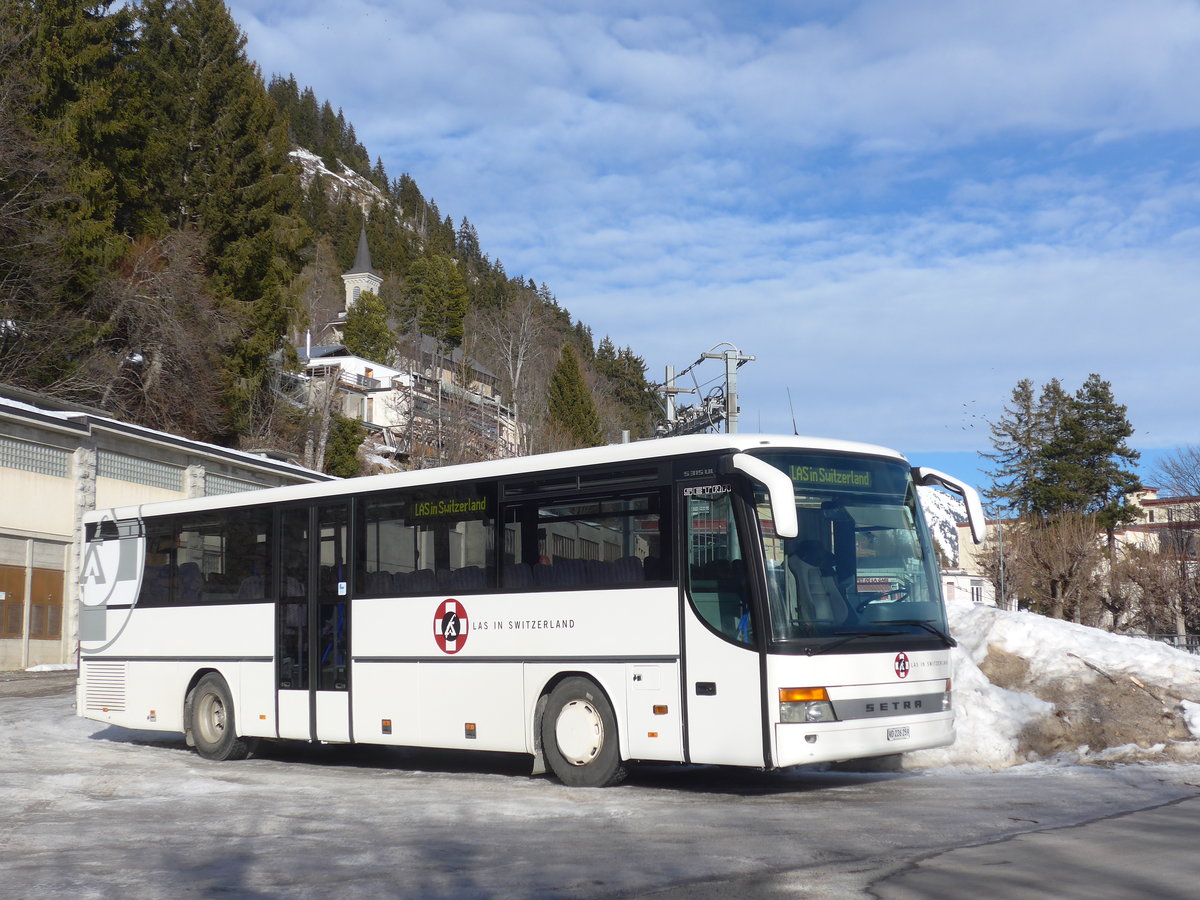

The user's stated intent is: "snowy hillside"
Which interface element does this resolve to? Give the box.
[289,147,387,213]
[918,485,968,566]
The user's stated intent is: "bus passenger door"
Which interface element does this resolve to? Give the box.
[681,486,766,767]
[276,502,352,743]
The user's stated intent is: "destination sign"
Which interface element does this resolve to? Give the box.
[413,496,489,518]
[789,465,873,489]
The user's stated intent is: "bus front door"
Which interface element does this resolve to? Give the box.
[681,488,767,767]
[276,502,352,743]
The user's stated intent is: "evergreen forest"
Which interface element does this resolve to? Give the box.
[0,0,660,472]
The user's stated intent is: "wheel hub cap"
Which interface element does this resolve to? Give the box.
[555,699,603,766]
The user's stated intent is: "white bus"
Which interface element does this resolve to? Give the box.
[77,434,984,787]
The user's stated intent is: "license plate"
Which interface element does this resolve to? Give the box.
[887,726,910,741]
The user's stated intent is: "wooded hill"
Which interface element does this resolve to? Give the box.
[0,0,659,472]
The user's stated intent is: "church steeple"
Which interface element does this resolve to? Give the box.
[341,226,382,311]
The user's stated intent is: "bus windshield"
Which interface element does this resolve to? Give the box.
[750,452,948,648]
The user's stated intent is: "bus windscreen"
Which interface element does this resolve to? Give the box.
[751,452,948,648]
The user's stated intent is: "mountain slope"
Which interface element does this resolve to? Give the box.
[918,485,968,566]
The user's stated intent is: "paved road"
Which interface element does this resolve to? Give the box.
[871,796,1200,899]
[3,671,1199,898]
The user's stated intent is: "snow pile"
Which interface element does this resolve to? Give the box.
[905,600,1200,771]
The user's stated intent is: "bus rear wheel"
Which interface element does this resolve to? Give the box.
[541,677,626,787]
[189,673,255,761]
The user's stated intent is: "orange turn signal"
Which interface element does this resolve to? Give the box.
[779,687,829,703]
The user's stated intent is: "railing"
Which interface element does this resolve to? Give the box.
[340,372,381,390]
[306,366,382,391]
[1142,634,1200,655]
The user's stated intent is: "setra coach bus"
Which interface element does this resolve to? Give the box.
[77,434,984,786]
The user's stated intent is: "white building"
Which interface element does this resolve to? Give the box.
[0,386,333,670]
[300,229,522,464]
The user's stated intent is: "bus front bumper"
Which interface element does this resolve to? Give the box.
[774,710,954,768]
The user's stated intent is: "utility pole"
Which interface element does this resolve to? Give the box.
[653,344,754,437]
[659,364,693,432]
[700,345,754,433]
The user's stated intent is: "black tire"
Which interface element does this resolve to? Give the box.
[189,673,255,761]
[540,677,626,787]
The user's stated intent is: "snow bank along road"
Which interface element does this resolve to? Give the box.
[3,674,1200,899]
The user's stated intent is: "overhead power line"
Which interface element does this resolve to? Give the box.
[653,344,754,437]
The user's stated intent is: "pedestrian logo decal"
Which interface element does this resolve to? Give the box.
[434,599,469,654]
[80,516,144,608]
[894,651,910,679]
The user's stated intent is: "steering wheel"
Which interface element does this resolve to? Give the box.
[856,586,910,612]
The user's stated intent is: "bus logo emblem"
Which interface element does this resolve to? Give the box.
[434,599,469,654]
[894,652,910,679]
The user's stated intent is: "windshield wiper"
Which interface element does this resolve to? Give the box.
[881,620,958,647]
[801,631,896,656]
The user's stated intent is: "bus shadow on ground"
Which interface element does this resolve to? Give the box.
[87,724,191,750]
[625,761,910,796]
[251,740,911,795]
[86,725,909,796]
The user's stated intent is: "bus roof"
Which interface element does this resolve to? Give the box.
[84,433,907,523]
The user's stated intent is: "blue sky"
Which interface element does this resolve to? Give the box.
[228,0,1200,486]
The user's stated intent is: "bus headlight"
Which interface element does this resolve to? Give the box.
[779,687,837,724]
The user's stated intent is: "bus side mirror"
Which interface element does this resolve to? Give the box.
[911,467,987,544]
[729,454,799,539]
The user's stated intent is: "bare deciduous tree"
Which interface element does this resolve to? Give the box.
[994,514,1105,623]
[300,368,343,472]
[77,230,231,438]
[1113,545,1196,639]
[472,293,548,453]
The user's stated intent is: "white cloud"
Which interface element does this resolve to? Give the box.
[227,0,1200,459]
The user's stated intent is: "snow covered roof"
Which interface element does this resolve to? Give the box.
[0,387,333,482]
[299,344,350,361]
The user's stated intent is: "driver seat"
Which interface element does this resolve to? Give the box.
[788,541,850,623]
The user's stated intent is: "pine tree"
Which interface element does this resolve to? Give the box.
[987,375,1141,529]
[0,14,82,388]
[137,0,309,436]
[323,413,365,477]
[370,155,387,190]
[985,379,1054,516]
[548,344,603,448]
[456,217,481,263]
[295,85,319,147]
[593,338,657,438]
[342,290,394,365]
[18,0,142,288]
[318,100,339,168]
[573,320,595,359]
[1036,374,1141,535]
[407,255,469,350]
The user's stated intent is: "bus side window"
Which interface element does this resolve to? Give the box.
[139,518,175,607]
[502,493,665,591]
[686,490,754,645]
[358,485,495,597]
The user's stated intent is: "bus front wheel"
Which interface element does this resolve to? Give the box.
[541,677,626,787]
[188,673,256,761]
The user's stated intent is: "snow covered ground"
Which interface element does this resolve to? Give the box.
[7,600,1200,896]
